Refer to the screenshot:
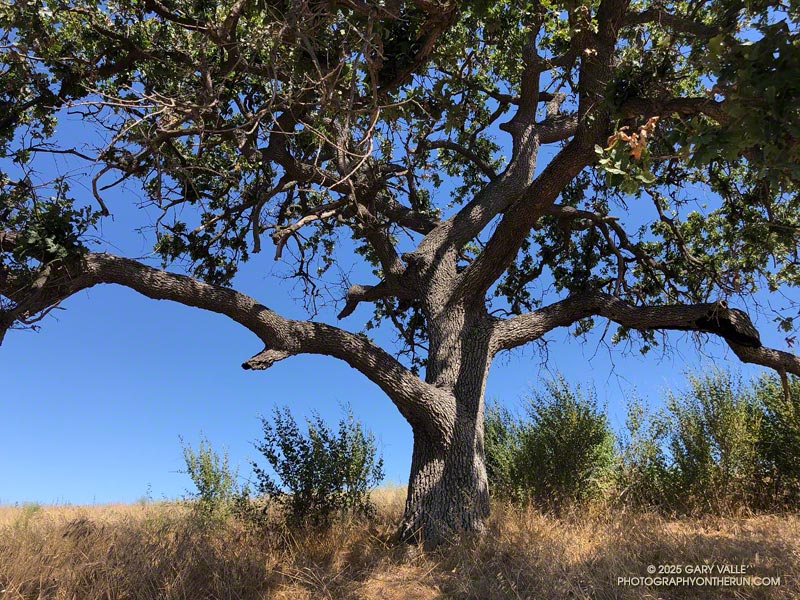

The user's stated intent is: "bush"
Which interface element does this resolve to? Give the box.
[180,435,242,527]
[251,404,384,528]
[518,377,616,509]
[484,400,521,500]
[664,369,762,513]
[485,377,616,509]
[488,369,800,515]
[615,395,673,509]
[753,373,800,508]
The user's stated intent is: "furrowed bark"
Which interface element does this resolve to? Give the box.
[0,242,455,442]
[398,301,493,546]
[491,292,800,377]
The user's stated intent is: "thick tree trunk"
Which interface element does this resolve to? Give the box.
[398,414,490,545]
[398,303,492,546]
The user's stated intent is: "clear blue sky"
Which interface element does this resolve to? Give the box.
[0,122,793,506]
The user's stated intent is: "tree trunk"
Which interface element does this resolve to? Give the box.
[398,303,492,546]
[398,415,490,545]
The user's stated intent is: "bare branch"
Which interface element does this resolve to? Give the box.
[624,9,720,37]
[381,196,439,234]
[0,237,456,443]
[337,279,414,319]
[492,292,800,376]
[242,348,295,369]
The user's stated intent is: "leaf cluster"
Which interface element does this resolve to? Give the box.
[250,404,384,528]
[486,376,616,509]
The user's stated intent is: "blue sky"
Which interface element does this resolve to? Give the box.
[1,120,794,506]
[1,245,784,505]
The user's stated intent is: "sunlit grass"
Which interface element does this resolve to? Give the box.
[1,488,798,599]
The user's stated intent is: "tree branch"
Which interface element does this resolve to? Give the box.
[624,9,720,38]
[407,123,541,286]
[492,292,800,376]
[337,279,414,319]
[420,139,497,180]
[451,139,594,302]
[620,97,728,124]
[0,239,455,442]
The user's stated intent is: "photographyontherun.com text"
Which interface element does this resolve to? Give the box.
[618,564,782,588]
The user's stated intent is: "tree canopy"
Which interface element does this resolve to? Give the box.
[2,0,799,541]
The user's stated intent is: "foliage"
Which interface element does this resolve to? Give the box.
[1,0,798,341]
[517,378,616,509]
[251,405,384,528]
[614,395,673,509]
[615,369,800,513]
[490,370,800,514]
[663,369,762,512]
[484,400,521,500]
[485,377,616,509]
[753,373,800,507]
[0,184,100,267]
[180,434,243,527]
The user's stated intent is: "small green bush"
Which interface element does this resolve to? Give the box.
[180,435,242,527]
[484,400,521,500]
[664,369,761,513]
[485,377,616,509]
[251,404,384,528]
[518,377,616,509]
[753,373,800,508]
[615,395,673,509]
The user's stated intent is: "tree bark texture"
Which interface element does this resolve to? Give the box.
[398,303,493,545]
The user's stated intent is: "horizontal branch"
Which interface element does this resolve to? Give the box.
[420,139,498,180]
[624,9,720,38]
[382,196,439,234]
[0,237,455,442]
[492,293,800,376]
[620,97,728,125]
[337,279,415,319]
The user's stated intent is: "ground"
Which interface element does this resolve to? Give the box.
[1,487,797,599]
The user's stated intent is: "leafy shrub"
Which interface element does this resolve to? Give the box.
[180,435,242,527]
[489,369,800,515]
[615,395,673,509]
[486,377,616,509]
[664,369,761,513]
[484,400,521,500]
[251,405,384,528]
[753,373,800,508]
[517,377,616,509]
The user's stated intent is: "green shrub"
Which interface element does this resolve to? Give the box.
[753,373,800,508]
[615,395,673,509]
[484,400,521,500]
[180,434,242,527]
[516,377,616,509]
[663,369,762,513]
[486,369,800,515]
[251,404,384,528]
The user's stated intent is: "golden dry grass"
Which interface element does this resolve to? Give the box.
[1,488,797,600]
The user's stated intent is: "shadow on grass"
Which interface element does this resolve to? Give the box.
[0,502,797,600]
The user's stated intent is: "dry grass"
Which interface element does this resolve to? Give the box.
[1,488,797,599]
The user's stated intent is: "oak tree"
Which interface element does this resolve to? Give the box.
[2,0,799,543]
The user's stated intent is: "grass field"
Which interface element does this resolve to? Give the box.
[1,487,798,599]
